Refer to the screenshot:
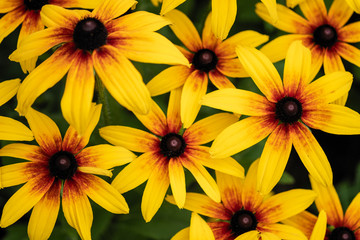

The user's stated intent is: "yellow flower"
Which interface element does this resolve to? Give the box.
[9,0,188,135]
[147,9,268,128]
[0,106,136,240]
[0,0,100,73]
[167,160,316,240]
[100,88,244,222]
[202,41,360,195]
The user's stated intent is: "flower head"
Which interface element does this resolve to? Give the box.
[202,40,360,194]
[0,106,136,240]
[0,0,100,72]
[167,159,316,240]
[9,0,188,135]
[147,9,268,128]
[100,88,244,222]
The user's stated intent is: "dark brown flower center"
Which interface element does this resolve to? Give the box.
[73,17,108,51]
[192,49,218,72]
[160,133,186,158]
[230,210,258,236]
[329,227,355,240]
[275,97,302,124]
[24,0,48,10]
[313,24,337,48]
[49,151,78,180]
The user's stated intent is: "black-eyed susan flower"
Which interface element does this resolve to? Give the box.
[100,88,244,222]
[9,0,188,136]
[0,0,100,73]
[257,0,360,96]
[147,9,268,128]
[284,176,360,239]
[0,79,33,141]
[0,106,135,240]
[167,160,316,240]
[202,41,360,195]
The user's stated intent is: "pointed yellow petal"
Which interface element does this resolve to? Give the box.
[286,0,305,8]
[92,0,136,21]
[171,227,189,240]
[0,116,33,141]
[215,171,243,213]
[282,211,317,238]
[216,58,248,78]
[28,181,61,240]
[167,87,183,133]
[93,45,152,115]
[344,193,360,230]
[261,0,278,23]
[310,210,327,240]
[1,163,30,188]
[242,160,263,211]
[160,0,186,15]
[345,0,360,13]
[299,0,327,27]
[339,22,360,43]
[208,70,235,89]
[0,176,53,228]
[323,50,345,74]
[40,4,85,28]
[211,0,237,40]
[25,108,62,155]
[141,159,170,222]
[0,8,25,44]
[78,167,113,178]
[190,212,215,240]
[290,122,333,188]
[147,66,191,96]
[182,160,220,203]
[0,143,47,162]
[210,116,277,159]
[62,180,93,240]
[202,12,220,50]
[81,174,129,214]
[257,124,292,195]
[0,79,20,106]
[328,0,353,28]
[336,42,360,69]
[258,189,316,223]
[16,43,76,116]
[309,45,325,81]
[201,88,274,116]
[236,45,284,102]
[303,105,360,135]
[165,9,202,52]
[169,158,186,208]
[100,125,158,153]
[184,113,239,145]
[309,175,343,227]
[181,70,208,128]
[261,223,308,240]
[234,231,260,240]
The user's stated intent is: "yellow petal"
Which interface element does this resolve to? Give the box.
[190,212,215,240]
[201,88,273,116]
[309,175,343,226]
[0,79,19,106]
[167,87,183,133]
[339,21,360,43]
[28,181,61,240]
[0,143,46,162]
[329,0,353,28]
[236,45,283,102]
[282,211,317,238]
[345,0,360,13]
[1,163,30,188]
[211,0,237,40]
[0,116,33,141]
[93,45,152,114]
[210,116,277,159]
[258,189,316,223]
[25,108,62,155]
[310,210,327,240]
[165,9,202,52]
[344,192,360,230]
[286,0,306,8]
[209,69,236,88]
[323,50,345,74]
[290,122,333,188]
[261,0,278,23]
[0,8,25,44]
[202,12,220,50]
[216,58,248,78]
[0,1,22,13]
[40,4,85,28]
[147,66,191,96]
[336,42,360,69]
[261,223,308,240]
[181,70,208,128]
[299,0,327,27]
[78,167,113,178]
[92,0,136,21]
[60,0,101,8]
[184,112,239,145]
[234,231,260,240]
[160,0,186,15]
[257,124,292,195]
[215,171,243,213]
[169,158,186,208]
[171,227,189,240]
[242,160,263,211]
[141,159,169,222]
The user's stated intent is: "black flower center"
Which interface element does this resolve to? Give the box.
[73,17,108,51]
[160,133,186,158]
[329,227,355,240]
[275,97,303,124]
[313,24,337,48]
[192,49,218,72]
[24,0,49,10]
[49,151,78,180]
[230,210,258,236]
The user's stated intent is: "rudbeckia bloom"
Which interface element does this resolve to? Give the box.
[167,160,316,240]
[147,9,268,128]
[0,79,33,141]
[284,176,360,239]
[0,106,135,240]
[202,41,360,195]
[100,88,244,222]
[0,0,99,73]
[257,0,360,102]
[9,0,188,135]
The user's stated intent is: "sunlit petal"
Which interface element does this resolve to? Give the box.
[208,70,235,89]
[169,158,186,208]
[0,116,33,141]
[215,171,243,213]
[0,8,25,44]
[189,212,215,240]
[344,193,360,230]
[160,0,186,15]
[211,0,237,40]
[310,211,327,240]
[299,0,327,27]
[92,0,136,21]
[328,0,353,29]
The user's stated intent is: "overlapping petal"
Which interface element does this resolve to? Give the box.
[189,213,215,240]
[92,0,136,21]
[0,163,30,188]
[169,158,186,208]
[261,0,278,23]
[208,70,235,89]
[0,116,33,141]
[336,42,360,68]
[0,8,26,44]
[345,0,360,13]
[215,171,243,213]
[160,0,186,15]
[167,87,182,133]
[0,143,47,162]
[328,0,353,29]
[310,211,327,240]
[0,1,22,13]
[40,4,86,28]
[344,193,360,230]
[299,0,327,27]
[211,0,237,40]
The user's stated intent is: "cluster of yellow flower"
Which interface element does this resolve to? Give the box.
[0,0,359,239]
